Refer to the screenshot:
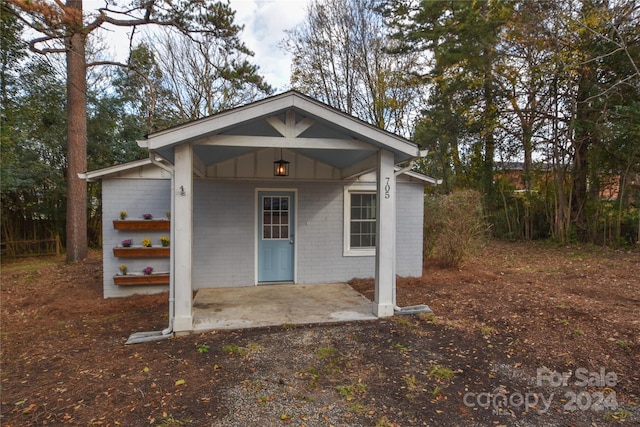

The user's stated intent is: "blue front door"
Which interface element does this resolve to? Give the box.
[258,191,295,282]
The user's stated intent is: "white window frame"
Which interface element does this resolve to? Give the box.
[343,184,376,257]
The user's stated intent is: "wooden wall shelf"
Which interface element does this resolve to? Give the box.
[113,220,170,231]
[113,273,170,286]
[113,247,170,258]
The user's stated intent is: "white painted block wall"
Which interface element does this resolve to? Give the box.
[102,178,425,296]
[190,179,424,288]
[102,179,171,298]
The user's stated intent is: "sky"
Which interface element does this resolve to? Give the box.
[88,0,310,92]
[228,0,311,91]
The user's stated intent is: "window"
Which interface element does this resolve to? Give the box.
[262,196,290,240]
[344,186,376,256]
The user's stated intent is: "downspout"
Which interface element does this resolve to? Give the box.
[149,153,176,336]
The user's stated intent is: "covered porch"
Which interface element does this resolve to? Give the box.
[192,282,376,331]
[138,91,427,333]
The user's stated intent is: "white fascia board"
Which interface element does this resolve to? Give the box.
[399,169,441,185]
[83,158,153,181]
[291,96,420,158]
[147,95,296,150]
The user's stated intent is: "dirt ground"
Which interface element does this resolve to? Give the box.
[1,240,638,426]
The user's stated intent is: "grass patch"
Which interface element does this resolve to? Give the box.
[616,340,632,352]
[392,343,409,352]
[403,374,418,390]
[316,345,343,375]
[428,365,455,381]
[479,325,496,336]
[195,343,209,353]
[336,382,367,401]
[604,408,632,422]
[349,402,367,413]
[418,312,436,322]
[222,342,259,356]
[394,317,414,327]
[0,258,60,273]
[301,367,320,389]
[155,412,187,427]
[375,416,393,427]
[431,384,445,398]
[316,345,338,359]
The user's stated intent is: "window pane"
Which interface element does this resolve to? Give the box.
[272,212,281,225]
[349,192,376,249]
[263,212,271,225]
[272,227,280,239]
[281,226,289,238]
[351,206,360,220]
[281,212,288,226]
[272,197,280,210]
[281,197,288,211]
[264,197,271,210]
[263,226,271,239]
[363,194,375,219]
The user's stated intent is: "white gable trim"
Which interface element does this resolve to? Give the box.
[81,158,172,181]
[143,92,420,160]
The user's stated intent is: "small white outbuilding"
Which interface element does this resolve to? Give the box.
[85,91,437,333]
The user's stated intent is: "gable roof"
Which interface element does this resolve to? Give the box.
[139,90,422,168]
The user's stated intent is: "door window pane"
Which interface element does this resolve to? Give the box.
[262,196,290,240]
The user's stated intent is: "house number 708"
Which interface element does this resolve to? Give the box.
[384,177,391,199]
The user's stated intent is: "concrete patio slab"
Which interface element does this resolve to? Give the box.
[192,283,376,331]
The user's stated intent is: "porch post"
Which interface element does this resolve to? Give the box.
[374,148,396,317]
[173,143,194,332]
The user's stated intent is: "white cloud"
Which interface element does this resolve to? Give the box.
[229,0,309,91]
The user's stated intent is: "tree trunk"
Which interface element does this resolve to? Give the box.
[482,57,495,199]
[571,64,596,242]
[65,0,88,262]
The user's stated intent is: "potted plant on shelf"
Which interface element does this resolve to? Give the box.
[142,238,152,248]
[121,239,132,248]
[120,211,127,220]
[165,211,171,220]
[160,237,170,247]
[143,266,154,275]
[119,265,128,275]
[143,213,153,220]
